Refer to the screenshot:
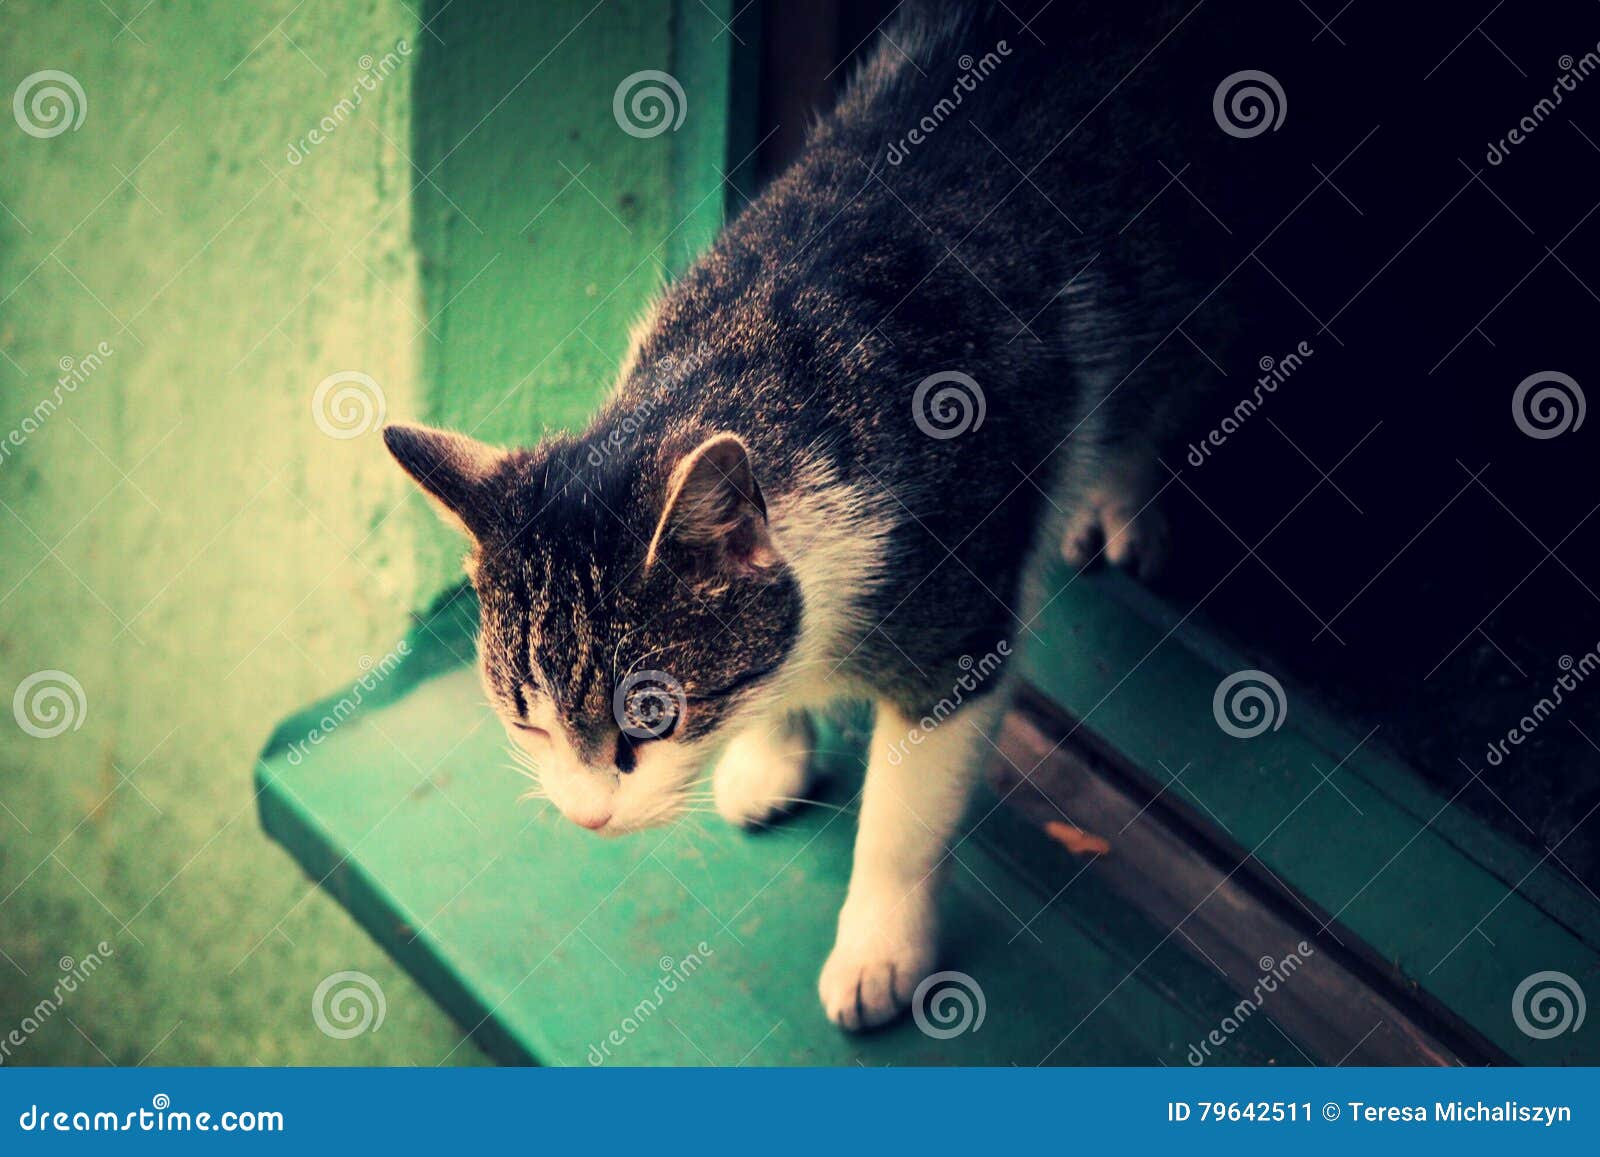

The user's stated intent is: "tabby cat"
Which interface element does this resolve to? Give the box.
[386,0,1264,1028]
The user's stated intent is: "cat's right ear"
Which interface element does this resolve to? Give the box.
[383,423,505,538]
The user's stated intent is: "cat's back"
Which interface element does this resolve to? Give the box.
[621,0,1302,485]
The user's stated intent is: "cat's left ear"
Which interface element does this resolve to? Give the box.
[383,423,506,538]
[646,432,779,579]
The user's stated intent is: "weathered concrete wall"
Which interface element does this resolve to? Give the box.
[3,0,729,1068]
[0,0,727,1065]
[0,0,448,1063]
[408,0,707,592]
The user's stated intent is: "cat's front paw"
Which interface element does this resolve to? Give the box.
[818,888,937,1031]
[713,713,816,828]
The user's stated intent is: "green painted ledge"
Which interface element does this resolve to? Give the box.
[255,586,1292,1066]
[256,567,1591,1066]
[1017,568,1600,1066]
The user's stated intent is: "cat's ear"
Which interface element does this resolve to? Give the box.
[383,423,505,537]
[646,432,779,579]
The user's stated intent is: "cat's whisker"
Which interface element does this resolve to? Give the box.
[501,762,544,786]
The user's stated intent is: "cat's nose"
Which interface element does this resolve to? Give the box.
[571,808,612,831]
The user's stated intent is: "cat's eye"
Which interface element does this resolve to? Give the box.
[619,694,680,743]
[640,711,678,742]
[511,722,550,740]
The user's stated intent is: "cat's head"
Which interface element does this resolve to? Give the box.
[383,422,802,835]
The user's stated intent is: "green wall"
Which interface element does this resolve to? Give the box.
[409,0,736,592]
[0,0,727,1064]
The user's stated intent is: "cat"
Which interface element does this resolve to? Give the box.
[385,0,1268,1030]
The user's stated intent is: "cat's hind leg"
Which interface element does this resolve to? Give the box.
[712,710,817,828]
[819,694,1002,1030]
[1058,442,1170,580]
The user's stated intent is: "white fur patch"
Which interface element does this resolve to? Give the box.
[765,457,896,707]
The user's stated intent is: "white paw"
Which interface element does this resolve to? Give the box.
[1060,491,1168,580]
[818,888,937,1031]
[713,715,816,828]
